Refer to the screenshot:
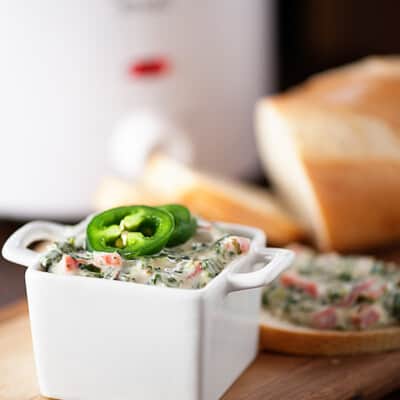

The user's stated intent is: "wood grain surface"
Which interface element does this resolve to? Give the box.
[0,301,399,400]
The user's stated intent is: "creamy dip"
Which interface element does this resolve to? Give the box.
[40,220,250,289]
[262,245,400,330]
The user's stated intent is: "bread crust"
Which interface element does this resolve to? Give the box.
[272,56,400,138]
[303,159,400,251]
[260,311,400,356]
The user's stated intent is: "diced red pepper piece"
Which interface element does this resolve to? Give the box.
[351,306,380,329]
[224,237,250,254]
[238,237,250,253]
[64,255,78,272]
[280,272,319,298]
[187,262,202,279]
[339,279,375,307]
[311,307,337,329]
[102,253,122,267]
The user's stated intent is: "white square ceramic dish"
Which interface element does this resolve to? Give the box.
[2,219,293,400]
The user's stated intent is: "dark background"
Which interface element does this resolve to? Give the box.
[278,0,400,90]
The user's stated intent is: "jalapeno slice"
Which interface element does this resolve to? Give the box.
[158,204,197,247]
[86,206,175,258]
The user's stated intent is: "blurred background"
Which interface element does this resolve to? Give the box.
[2,0,400,306]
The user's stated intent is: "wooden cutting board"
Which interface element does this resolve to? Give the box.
[1,301,400,400]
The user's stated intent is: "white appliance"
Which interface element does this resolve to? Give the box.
[0,0,275,219]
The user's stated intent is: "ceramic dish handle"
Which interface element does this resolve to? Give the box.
[227,247,294,292]
[2,221,67,267]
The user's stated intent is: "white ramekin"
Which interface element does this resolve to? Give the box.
[2,219,293,400]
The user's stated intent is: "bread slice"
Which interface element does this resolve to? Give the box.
[256,56,400,252]
[94,154,306,246]
[260,310,400,356]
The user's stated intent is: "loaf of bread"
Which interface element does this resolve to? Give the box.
[94,154,305,246]
[256,56,400,251]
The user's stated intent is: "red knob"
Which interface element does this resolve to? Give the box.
[128,57,170,78]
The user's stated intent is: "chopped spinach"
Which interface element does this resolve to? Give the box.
[79,264,101,273]
[40,249,62,271]
[338,271,352,282]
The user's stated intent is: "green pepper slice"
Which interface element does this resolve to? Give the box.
[158,204,197,247]
[86,206,175,258]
